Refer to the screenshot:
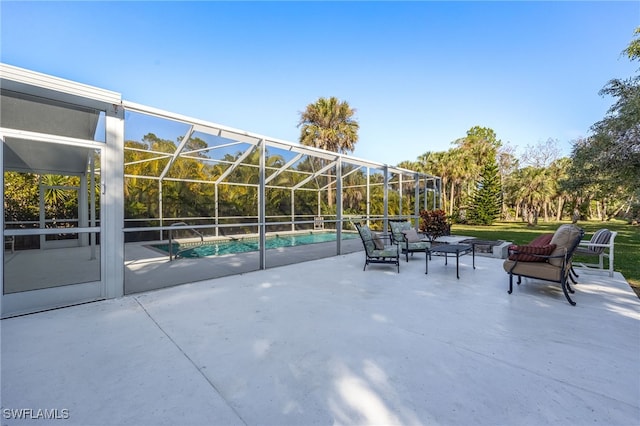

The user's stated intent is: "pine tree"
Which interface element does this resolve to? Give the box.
[468,162,502,225]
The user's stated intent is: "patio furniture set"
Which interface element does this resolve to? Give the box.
[354,221,499,279]
[354,220,617,306]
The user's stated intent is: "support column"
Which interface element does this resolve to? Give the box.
[215,184,219,237]
[158,180,163,240]
[104,103,125,299]
[291,189,295,232]
[258,141,266,269]
[366,168,370,226]
[0,134,4,317]
[39,177,45,249]
[336,158,342,254]
[399,173,403,219]
[89,156,97,260]
[383,165,389,234]
[414,173,420,229]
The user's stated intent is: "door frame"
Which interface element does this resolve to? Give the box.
[1,129,106,318]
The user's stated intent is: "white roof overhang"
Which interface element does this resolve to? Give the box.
[0,63,121,175]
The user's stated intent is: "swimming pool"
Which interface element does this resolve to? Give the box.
[151,231,359,258]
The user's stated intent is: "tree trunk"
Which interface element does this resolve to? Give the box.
[440,180,448,214]
[556,197,564,221]
[611,203,626,220]
[449,182,455,216]
[525,205,535,226]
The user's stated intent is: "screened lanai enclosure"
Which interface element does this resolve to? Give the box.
[0,63,441,317]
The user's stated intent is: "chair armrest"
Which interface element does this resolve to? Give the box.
[377,233,393,242]
[578,242,612,249]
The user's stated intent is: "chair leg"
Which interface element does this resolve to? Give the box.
[571,266,580,279]
[561,277,576,306]
[569,268,578,284]
[566,278,575,294]
[508,274,513,294]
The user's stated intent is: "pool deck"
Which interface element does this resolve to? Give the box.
[2,251,639,425]
[125,238,362,294]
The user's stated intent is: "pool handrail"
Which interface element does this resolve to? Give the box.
[168,222,205,261]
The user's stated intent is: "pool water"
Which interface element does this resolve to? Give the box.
[152,232,358,258]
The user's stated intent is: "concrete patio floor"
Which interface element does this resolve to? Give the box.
[1,251,639,425]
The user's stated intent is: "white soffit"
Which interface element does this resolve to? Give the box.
[0,63,112,175]
[0,63,121,108]
[3,137,93,175]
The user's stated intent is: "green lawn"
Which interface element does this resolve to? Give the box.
[452,220,640,298]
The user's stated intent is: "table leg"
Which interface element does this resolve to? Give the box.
[472,244,476,269]
[425,249,429,275]
[456,250,460,279]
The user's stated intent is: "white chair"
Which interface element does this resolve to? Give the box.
[313,216,324,230]
[573,229,616,277]
[4,236,14,253]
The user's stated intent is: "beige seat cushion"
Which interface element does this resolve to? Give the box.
[402,228,421,243]
[549,224,582,267]
[503,260,562,282]
[372,233,385,250]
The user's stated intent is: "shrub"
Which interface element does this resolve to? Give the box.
[419,209,450,240]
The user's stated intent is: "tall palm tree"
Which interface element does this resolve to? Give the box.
[515,166,554,225]
[418,151,447,211]
[497,146,519,220]
[548,157,572,220]
[444,149,468,217]
[298,96,359,153]
[298,97,359,207]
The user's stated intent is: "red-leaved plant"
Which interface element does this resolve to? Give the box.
[419,209,450,241]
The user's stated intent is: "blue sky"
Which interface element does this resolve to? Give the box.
[2,1,638,166]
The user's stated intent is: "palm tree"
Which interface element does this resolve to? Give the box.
[418,151,448,212]
[298,97,359,153]
[445,149,468,217]
[515,166,554,225]
[298,96,359,207]
[497,146,519,220]
[42,174,72,207]
[548,157,572,221]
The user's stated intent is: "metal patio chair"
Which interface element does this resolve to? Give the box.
[354,222,400,273]
[388,220,431,262]
[503,224,584,306]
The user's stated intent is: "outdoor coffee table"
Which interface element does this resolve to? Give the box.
[425,243,473,279]
[466,239,503,269]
